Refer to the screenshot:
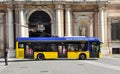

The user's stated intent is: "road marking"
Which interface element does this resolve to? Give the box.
[83,61,120,71]
[40,71,48,73]
[20,66,28,68]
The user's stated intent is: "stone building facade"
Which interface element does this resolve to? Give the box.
[0,0,120,57]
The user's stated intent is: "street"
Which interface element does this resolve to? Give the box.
[0,57,120,74]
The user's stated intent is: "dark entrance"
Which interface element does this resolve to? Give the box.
[28,11,51,37]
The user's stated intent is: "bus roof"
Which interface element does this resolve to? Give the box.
[16,36,100,42]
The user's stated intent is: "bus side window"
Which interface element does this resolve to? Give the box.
[73,44,78,51]
[79,44,82,51]
[51,44,57,51]
[18,43,24,48]
[68,44,72,51]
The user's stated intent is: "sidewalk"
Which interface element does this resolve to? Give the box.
[103,54,120,58]
[0,58,10,72]
[0,58,25,67]
[0,55,120,72]
[0,58,34,63]
[0,58,34,66]
[0,63,6,72]
[0,58,34,72]
[109,54,120,58]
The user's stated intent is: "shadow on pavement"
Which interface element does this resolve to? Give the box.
[0,58,98,63]
[0,59,34,63]
[38,58,98,61]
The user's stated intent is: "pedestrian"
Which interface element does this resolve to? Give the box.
[4,48,8,66]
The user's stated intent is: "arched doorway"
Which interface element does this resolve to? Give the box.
[28,11,51,37]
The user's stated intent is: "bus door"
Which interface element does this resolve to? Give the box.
[24,44,34,59]
[58,44,67,58]
[90,42,100,58]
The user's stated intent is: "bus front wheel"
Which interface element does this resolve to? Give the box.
[79,54,86,60]
[37,54,44,60]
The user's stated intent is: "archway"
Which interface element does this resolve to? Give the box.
[28,11,51,37]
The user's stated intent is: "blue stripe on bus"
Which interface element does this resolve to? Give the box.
[16,36,100,42]
[16,37,66,42]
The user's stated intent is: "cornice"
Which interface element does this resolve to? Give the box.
[106,4,120,9]
[65,4,71,11]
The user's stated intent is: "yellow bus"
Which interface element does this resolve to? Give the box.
[16,36,102,60]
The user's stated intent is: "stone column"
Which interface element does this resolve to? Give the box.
[55,4,64,37]
[6,5,15,57]
[99,5,105,43]
[19,5,28,37]
[65,5,72,36]
[90,19,93,37]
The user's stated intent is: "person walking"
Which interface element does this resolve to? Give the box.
[4,48,8,66]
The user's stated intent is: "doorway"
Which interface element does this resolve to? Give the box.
[90,42,100,58]
[24,44,34,59]
[28,11,51,37]
[58,44,67,58]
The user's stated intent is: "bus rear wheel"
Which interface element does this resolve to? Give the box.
[37,54,44,60]
[79,54,86,60]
